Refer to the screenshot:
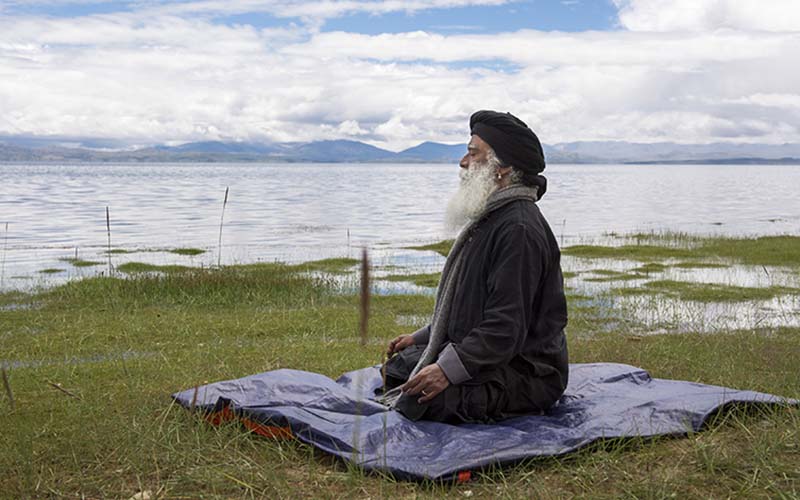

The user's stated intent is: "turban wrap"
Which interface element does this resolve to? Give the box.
[470,110,547,197]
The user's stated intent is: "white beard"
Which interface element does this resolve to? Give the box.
[444,161,498,231]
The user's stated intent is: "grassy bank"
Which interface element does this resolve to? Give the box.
[1,239,799,498]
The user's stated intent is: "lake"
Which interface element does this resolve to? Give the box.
[1,162,799,289]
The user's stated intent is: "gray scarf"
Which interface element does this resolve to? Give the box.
[379,184,539,407]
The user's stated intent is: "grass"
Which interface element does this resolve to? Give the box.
[383,272,441,288]
[38,268,64,274]
[406,240,453,257]
[169,248,205,256]
[569,233,800,268]
[288,257,359,274]
[615,279,800,302]
[59,257,103,267]
[1,239,799,497]
[563,244,695,261]
[584,270,646,283]
[116,262,193,274]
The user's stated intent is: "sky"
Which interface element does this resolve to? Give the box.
[1,0,799,150]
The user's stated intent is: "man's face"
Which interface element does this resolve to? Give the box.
[445,135,500,230]
[459,134,492,171]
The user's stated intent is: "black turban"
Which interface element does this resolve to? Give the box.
[470,110,547,197]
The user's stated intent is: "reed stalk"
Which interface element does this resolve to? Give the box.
[1,367,14,411]
[1,222,7,288]
[106,207,112,275]
[189,385,199,412]
[359,247,370,346]
[217,187,229,267]
[47,381,82,401]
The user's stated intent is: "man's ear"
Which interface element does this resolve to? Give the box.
[498,166,513,178]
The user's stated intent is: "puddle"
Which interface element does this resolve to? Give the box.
[611,293,800,334]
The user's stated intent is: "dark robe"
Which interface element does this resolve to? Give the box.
[383,198,568,423]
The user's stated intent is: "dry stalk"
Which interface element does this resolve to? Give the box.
[1,222,8,288]
[359,247,370,346]
[2,367,15,411]
[189,385,199,412]
[47,381,82,401]
[106,206,112,275]
[217,187,229,267]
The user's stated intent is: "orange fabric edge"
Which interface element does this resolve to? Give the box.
[241,417,294,440]
[205,406,235,426]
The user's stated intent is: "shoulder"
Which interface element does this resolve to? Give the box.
[486,199,546,235]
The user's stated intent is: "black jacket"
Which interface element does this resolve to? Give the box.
[416,198,569,404]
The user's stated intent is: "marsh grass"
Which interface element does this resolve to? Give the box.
[571,233,800,268]
[617,279,800,303]
[37,268,64,274]
[1,235,798,497]
[59,257,103,268]
[406,240,454,257]
[169,248,206,256]
[116,262,193,274]
[384,272,441,288]
[289,257,359,274]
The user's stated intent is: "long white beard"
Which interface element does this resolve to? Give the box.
[445,161,498,231]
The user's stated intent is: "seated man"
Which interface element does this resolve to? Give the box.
[381,110,569,423]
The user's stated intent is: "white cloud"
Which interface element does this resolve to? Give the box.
[614,0,800,32]
[0,3,799,149]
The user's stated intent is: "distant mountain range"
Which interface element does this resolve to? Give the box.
[1,136,799,164]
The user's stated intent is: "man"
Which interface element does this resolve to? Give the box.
[381,110,569,424]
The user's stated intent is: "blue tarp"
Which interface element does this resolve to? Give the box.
[173,363,796,481]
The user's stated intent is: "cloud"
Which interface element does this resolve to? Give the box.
[614,0,800,32]
[0,2,799,149]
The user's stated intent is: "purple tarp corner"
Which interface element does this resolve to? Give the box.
[173,362,797,481]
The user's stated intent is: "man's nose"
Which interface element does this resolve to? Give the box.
[459,155,469,169]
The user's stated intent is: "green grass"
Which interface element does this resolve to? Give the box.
[584,270,646,283]
[575,233,800,268]
[289,257,360,274]
[38,268,64,274]
[615,279,800,302]
[563,244,696,261]
[383,272,441,288]
[406,240,453,257]
[674,262,729,269]
[116,262,193,274]
[631,262,667,274]
[59,257,104,267]
[1,250,798,497]
[169,248,206,256]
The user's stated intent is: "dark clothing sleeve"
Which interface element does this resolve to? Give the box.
[410,324,431,345]
[449,221,545,378]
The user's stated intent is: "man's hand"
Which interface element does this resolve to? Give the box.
[402,364,450,403]
[386,334,414,356]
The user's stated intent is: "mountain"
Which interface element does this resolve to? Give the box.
[281,140,394,162]
[396,141,464,162]
[1,136,799,164]
[155,140,280,154]
[549,141,800,163]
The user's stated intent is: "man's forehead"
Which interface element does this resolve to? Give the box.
[468,134,488,151]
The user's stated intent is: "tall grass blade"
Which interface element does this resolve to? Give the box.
[359,247,370,346]
[1,222,7,288]
[217,187,229,267]
[106,206,112,275]
[1,367,14,411]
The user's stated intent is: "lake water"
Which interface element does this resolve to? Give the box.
[1,162,800,290]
